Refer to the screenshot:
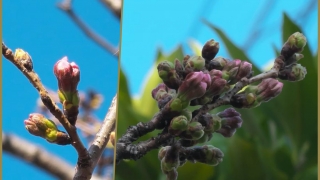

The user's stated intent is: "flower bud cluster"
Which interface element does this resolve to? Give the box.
[151,33,308,179]
[279,32,307,82]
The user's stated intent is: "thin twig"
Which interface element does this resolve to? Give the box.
[74,94,117,179]
[2,42,90,172]
[3,133,75,180]
[58,1,119,57]
[99,0,122,19]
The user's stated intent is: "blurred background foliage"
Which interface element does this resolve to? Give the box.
[116,13,317,180]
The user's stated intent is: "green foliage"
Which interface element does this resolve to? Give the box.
[116,13,317,180]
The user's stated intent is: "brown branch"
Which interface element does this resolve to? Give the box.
[2,42,90,174]
[2,133,74,180]
[99,0,122,19]
[74,94,117,179]
[58,1,119,57]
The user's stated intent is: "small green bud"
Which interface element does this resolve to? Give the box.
[180,122,204,140]
[158,146,170,160]
[184,55,206,73]
[278,63,307,82]
[169,115,189,135]
[281,32,307,59]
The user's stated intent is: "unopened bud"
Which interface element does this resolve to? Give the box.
[207,57,228,71]
[281,32,307,59]
[192,145,224,166]
[202,39,220,61]
[14,49,33,71]
[216,108,243,137]
[169,115,189,135]
[177,71,211,102]
[180,122,204,140]
[157,61,181,89]
[184,56,205,74]
[278,63,307,82]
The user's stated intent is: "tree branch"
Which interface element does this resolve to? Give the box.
[2,42,90,174]
[74,94,117,179]
[58,1,119,57]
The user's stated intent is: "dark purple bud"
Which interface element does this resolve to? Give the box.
[216,108,243,137]
[152,83,176,109]
[207,57,228,71]
[189,145,224,166]
[285,53,304,66]
[174,58,184,76]
[202,39,220,61]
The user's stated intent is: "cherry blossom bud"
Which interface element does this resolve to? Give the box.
[202,39,219,61]
[278,63,307,82]
[54,56,80,93]
[14,49,33,71]
[24,113,71,145]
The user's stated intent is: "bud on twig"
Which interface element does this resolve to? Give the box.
[278,63,307,82]
[54,56,80,125]
[281,32,307,59]
[184,55,205,74]
[157,61,181,89]
[190,145,224,166]
[24,113,71,145]
[215,108,242,137]
[14,49,33,71]
[202,39,219,61]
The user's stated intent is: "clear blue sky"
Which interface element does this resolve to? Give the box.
[3,1,119,179]
[121,0,317,97]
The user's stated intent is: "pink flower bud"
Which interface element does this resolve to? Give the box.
[177,71,211,102]
[256,78,283,102]
[54,56,80,93]
[206,69,227,96]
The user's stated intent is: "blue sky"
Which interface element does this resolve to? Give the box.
[2,1,119,179]
[121,0,317,97]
